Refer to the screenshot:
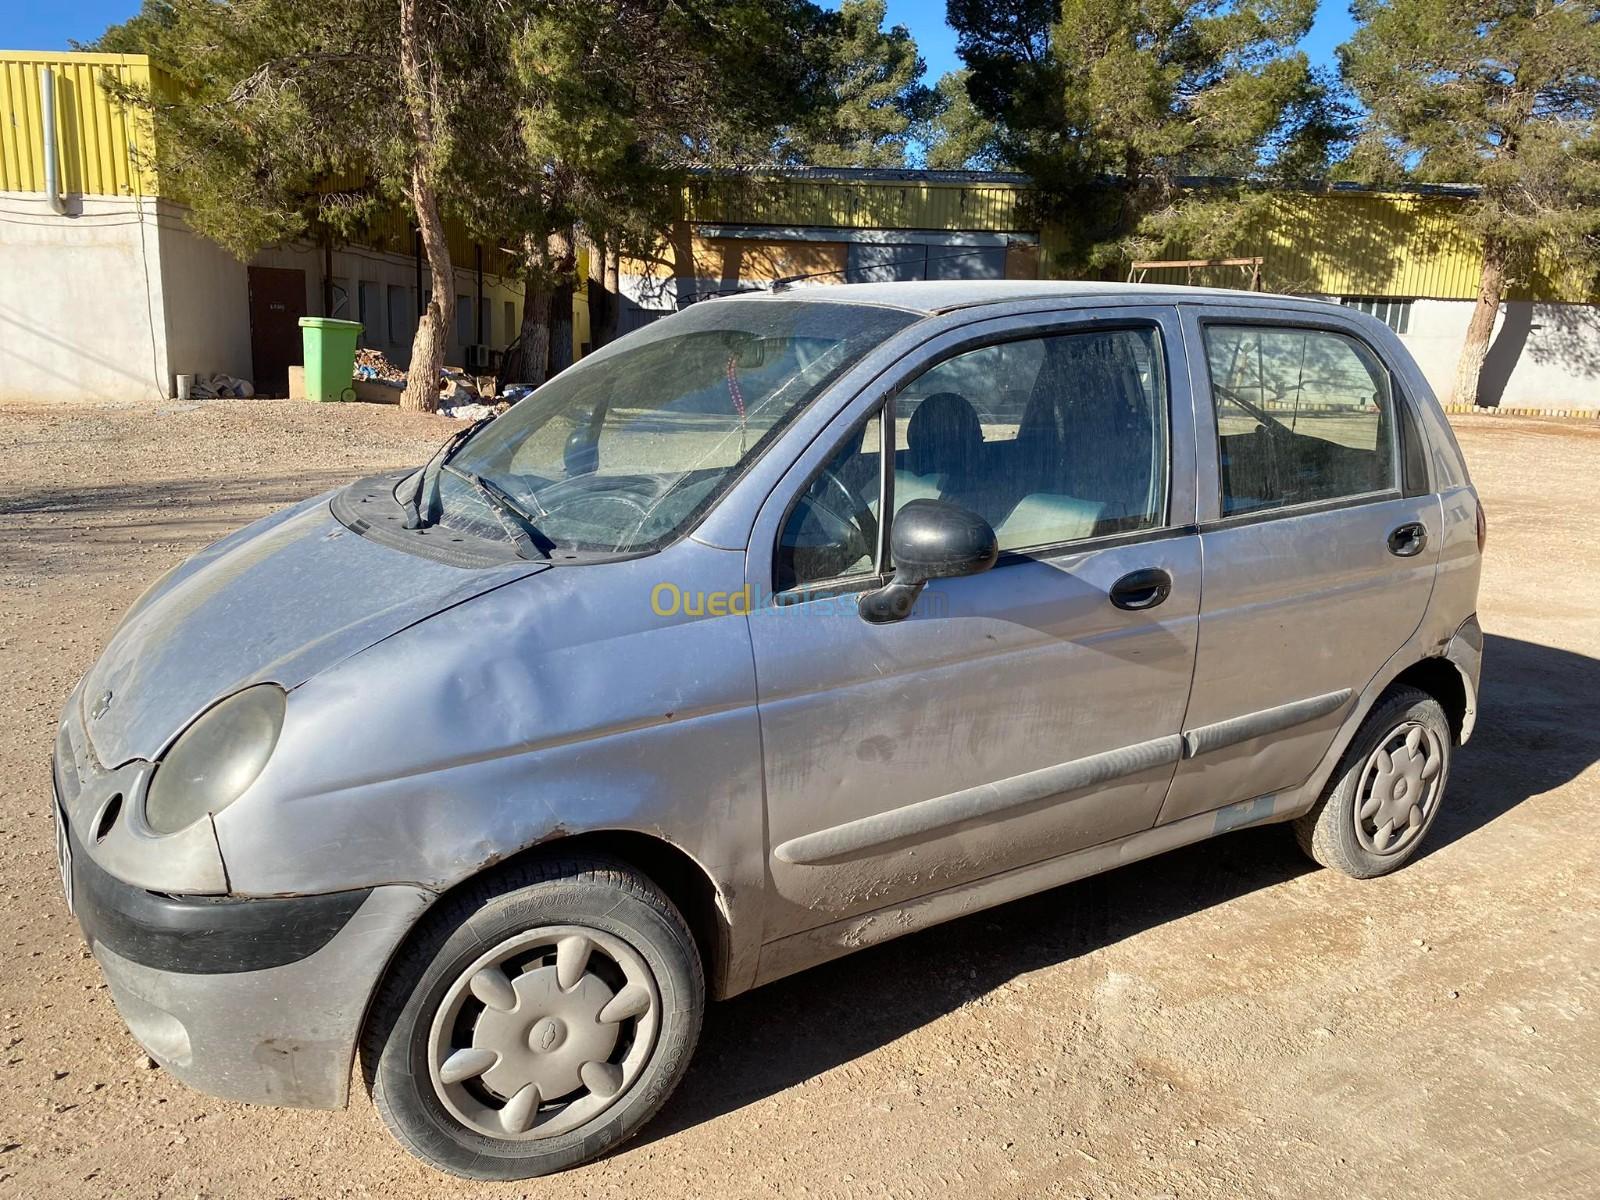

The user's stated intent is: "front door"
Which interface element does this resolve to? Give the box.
[1156,308,1442,824]
[746,306,1202,947]
[247,266,308,396]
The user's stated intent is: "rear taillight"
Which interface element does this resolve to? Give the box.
[1475,499,1487,553]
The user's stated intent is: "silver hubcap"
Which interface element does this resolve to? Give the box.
[1354,721,1445,855]
[427,926,660,1140]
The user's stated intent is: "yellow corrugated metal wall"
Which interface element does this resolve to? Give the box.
[1045,190,1590,302]
[1258,192,1485,297]
[0,51,158,196]
[692,176,1546,300]
[691,174,1032,233]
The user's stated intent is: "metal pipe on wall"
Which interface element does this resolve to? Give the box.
[39,67,68,215]
[474,243,484,347]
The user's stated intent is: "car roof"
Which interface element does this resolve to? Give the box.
[729,279,1339,316]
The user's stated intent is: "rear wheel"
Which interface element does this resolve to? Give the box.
[1293,686,1451,878]
[362,857,703,1180]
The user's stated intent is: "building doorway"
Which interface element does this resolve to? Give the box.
[247,266,307,395]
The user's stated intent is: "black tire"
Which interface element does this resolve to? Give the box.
[360,855,704,1180]
[1293,685,1452,878]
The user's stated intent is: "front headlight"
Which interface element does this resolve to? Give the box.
[145,685,286,835]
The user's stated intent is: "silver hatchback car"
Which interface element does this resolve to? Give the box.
[53,282,1483,1179]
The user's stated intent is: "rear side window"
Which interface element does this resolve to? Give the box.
[1203,324,1397,516]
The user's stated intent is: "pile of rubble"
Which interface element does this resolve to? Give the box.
[437,366,508,421]
[345,351,521,420]
[354,348,407,384]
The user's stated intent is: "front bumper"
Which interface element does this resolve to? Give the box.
[55,696,434,1108]
[85,873,432,1108]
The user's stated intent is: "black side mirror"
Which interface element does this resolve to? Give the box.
[859,499,998,624]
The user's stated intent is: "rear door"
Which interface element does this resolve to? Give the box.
[1157,305,1442,824]
[745,306,1203,946]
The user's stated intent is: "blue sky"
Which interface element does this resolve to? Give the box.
[9,0,1357,78]
[867,0,1356,81]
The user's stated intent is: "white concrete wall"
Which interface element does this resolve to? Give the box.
[0,193,252,402]
[0,190,524,403]
[158,215,251,386]
[1397,299,1600,411]
[0,192,169,402]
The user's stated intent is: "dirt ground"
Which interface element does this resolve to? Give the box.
[0,399,1596,1199]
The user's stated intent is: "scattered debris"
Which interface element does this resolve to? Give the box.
[438,374,479,406]
[186,373,255,400]
[438,401,505,422]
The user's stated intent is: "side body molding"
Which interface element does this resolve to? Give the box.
[774,691,1357,867]
[1181,689,1353,758]
[773,735,1184,865]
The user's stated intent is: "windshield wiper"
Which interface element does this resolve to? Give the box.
[440,463,553,560]
[403,414,497,529]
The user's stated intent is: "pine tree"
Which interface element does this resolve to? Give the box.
[1340,0,1600,404]
[96,0,522,411]
[918,71,1010,171]
[947,0,1340,273]
[783,0,936,168]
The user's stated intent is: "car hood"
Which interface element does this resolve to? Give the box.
[81,492,542,766]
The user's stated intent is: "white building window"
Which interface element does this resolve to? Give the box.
[1341,297,1413,335]
[387,285,413,345]
[358,281,383,342]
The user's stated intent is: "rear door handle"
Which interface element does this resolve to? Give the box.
[1387,522,1428,557]
[1109,567,1173,611]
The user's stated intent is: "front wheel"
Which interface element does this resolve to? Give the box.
[1293,686,1452,878]
[361,857,704,1180]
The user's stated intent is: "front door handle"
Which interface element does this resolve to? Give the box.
[1387,522,1428,557]
[1109,567,1173,611]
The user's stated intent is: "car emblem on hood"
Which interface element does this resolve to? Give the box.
[90,690,114,721]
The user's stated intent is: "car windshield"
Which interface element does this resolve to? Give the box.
[424,298,917,556]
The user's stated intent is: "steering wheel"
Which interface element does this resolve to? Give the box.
[801,466,878,575]
[1212,381,1296,501]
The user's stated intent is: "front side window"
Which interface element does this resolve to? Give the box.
[893,327,1168,553]
[1204,324,1397,516]
[777,325,1170,591]
[776,411,884,591]
[427,299,917,556]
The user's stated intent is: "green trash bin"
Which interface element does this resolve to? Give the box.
[298,316,364,402]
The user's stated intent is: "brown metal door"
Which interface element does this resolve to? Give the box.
[247,267,307,396]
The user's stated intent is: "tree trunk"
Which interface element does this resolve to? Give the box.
[669,216,697,308]
[505,266,552,388]
[601,249,621,346]
[398,0,452,414]
[499,231,552,388]
[588,241,614,350]
[401,159,454,413]
[1451,236,1509,407]
[547,226,576,377]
